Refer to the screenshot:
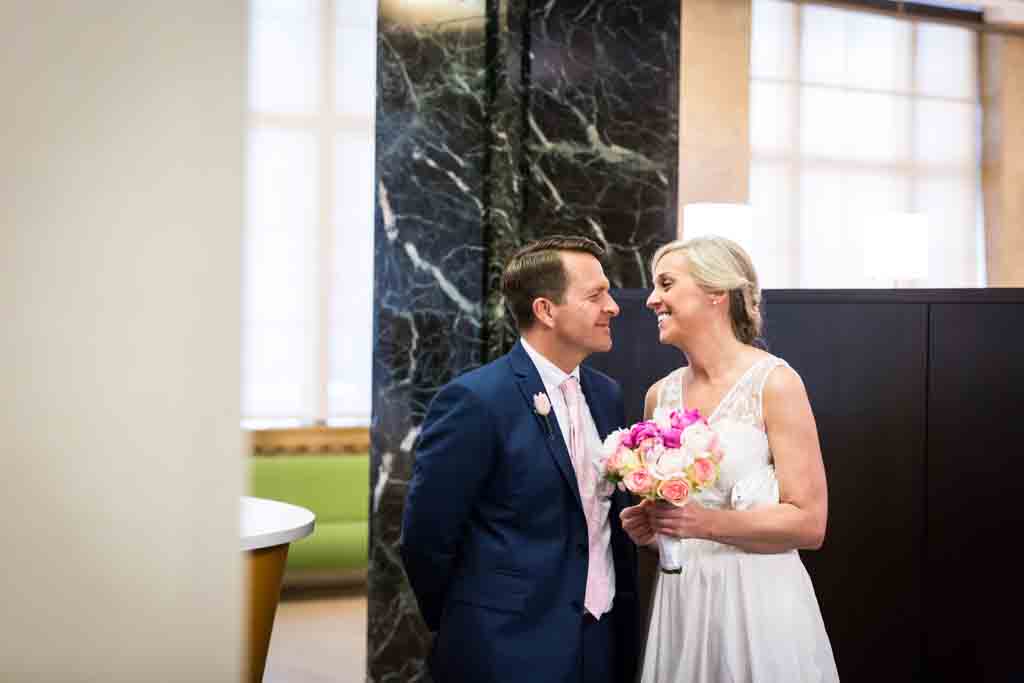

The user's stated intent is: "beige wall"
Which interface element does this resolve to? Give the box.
[0,3,245,680]
[982,33,1024,286]
[678,0,752,236]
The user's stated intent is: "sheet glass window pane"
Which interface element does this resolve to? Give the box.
[250,0,321,114]
[750,161,796,289]
[916,22,977,100]
[750,81,796,155]
[243,127,320,420]
[750,0,797,80]
[328,129,375,422]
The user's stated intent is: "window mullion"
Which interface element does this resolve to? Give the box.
[792,2,804,287]
[316,0,336,425]
[909,21,920,215]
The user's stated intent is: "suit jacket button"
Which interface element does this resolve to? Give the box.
[577,541,587,555]
[570,600,581,611]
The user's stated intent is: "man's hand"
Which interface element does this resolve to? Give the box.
[620,498,657,547]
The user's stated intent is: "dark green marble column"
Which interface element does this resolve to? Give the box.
[369,2,679,680]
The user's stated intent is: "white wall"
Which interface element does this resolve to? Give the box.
[1,3,246,680]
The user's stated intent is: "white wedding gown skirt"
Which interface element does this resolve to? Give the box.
[641,540,839,683]
[641,358,839,682]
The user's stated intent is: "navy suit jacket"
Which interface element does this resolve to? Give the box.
[400,341,639,683]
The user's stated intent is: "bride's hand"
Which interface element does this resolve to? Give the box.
[620,499,657,547]
[647,499,712,540]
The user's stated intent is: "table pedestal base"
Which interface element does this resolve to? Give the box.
[246,543,289,683]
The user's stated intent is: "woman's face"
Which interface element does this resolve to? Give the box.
[646,250,719,347]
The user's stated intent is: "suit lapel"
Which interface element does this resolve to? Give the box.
[508,342,583,511]
[579,366,611,440]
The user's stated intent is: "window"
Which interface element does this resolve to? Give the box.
[749,0,985,288]
[243,0,377,427]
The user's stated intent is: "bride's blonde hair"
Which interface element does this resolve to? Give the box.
[651,236,763,345]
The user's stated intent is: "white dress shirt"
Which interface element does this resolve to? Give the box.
[520,337,616,616]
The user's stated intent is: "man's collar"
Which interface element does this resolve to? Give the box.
[520,337,580,386]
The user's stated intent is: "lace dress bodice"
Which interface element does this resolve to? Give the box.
[657,356,789,511]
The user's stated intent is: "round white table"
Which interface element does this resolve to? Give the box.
[241,496,315,682]
[241,495,315,552]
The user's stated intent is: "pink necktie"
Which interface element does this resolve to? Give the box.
[560,376,609,617]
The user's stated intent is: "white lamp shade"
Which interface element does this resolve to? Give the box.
[863,212,929,282]
[682,203,755,254]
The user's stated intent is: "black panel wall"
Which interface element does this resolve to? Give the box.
[586,288,1024,682]
[926,302,1024,681]
[766,298,927,681]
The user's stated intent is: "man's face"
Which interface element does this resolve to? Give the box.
[549,251,620,356]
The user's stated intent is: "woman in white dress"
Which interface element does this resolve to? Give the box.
[620,236,839,682]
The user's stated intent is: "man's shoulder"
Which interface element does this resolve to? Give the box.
[446,355,516,400]
[581,363,621,395]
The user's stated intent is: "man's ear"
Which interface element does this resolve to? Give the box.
[532,297,556,329]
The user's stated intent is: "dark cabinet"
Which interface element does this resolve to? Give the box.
[586,289,1024,682]
[925,302,1024,681]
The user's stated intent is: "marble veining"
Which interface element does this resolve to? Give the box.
[370,11,489,682]
[524,0,679,291]
[368,1,679,680]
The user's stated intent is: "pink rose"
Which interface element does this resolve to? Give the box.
[624,468,655,496]
[625,421,660,449]
[603,449,622,477]
[657,478,690,506]
[638,437,659,456]
[671,408,703,430]
[660,427,683,449]
[689,457,718,489]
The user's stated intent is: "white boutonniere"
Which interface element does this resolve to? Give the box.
[533,392,553,436]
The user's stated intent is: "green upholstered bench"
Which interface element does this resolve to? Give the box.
[249,453,369,588]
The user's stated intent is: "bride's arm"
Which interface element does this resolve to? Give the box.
[648,367,828,553]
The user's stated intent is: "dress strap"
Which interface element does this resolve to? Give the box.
[755,357,791,425]
[657,367,685,412]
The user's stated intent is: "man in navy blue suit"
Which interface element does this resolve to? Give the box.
[401,236,639,683]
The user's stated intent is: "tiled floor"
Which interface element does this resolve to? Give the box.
[263,587,367,683]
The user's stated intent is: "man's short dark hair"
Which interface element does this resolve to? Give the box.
[501,235,605,331]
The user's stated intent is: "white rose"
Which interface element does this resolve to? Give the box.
[602,428,629,458]
[650,447,692,479]
[682,422,716,455]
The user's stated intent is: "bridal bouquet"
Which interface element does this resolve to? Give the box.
[596,407,724,572]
